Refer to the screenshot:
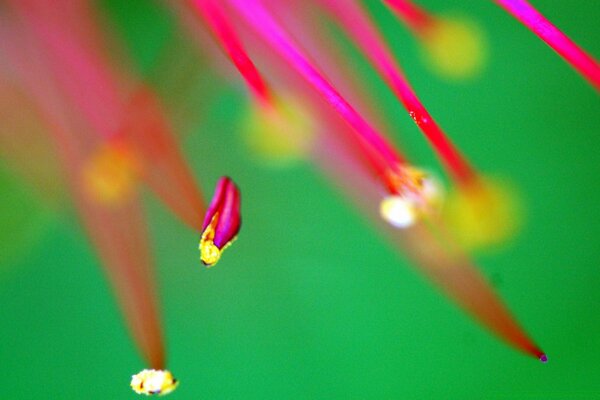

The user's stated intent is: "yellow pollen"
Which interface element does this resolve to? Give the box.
[242,93,315,166]
[381,166,443,228]
[444,177,522,250]
[421,15,487,80]
[200,240,221,267]
[199,213,222,267]
[130,369,178,396]
[82,143,140,205]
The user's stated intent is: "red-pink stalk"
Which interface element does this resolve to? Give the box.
[496,0,600,91]
[121,88,207,231]
[229,0,406,183]
[383,0,433,33]
[10,0,208,231]
[1,21,166,368]
[10,0,124,140]
[315,125,545,361]
[189,0,272,103]
[320,0,476,185]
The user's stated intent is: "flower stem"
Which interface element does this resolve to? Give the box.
[496,0,600,91]
[189,0,272,104]
[321,0,477,185]
[382,0,433,33]
[229,0,406,185]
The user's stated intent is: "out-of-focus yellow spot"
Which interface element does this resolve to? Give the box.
[130,369,178,396]
[381,166,443,228]
[242,94,315,166]
[82,142,140,205]
[421,15,487,80]
[199,213,221,267]
[444,177,522,250]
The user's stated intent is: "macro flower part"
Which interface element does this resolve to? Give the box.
[317,0,477,186]
[419,14,487,79]
[200,176,242,267]
[384,0,488,79]
[242,93,316,165]
[81,139,141,206]
[5,0,600,397]
[130,369,178,396]
[444,177,522,251]
[495,0,600,91]
[380,165,443,228]
[180,0,545,359]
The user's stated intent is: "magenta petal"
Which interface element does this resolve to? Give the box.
[213,179,241,248]
[201,176,231,231]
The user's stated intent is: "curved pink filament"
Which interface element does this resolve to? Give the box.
[321,0,476,185]
[496,0,600,91]
[229,0,405,180]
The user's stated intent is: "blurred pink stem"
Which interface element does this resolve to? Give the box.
[383,0,433,33]
[10,0,124,139]
[229,0,406,180]
[319,0,476,185]
[315,130,545,360]
[121,88,207,231]
[12,0,208,231]
[189,0,272,103]
[496,0,600,91]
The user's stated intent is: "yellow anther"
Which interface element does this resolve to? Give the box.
[200,238,221,267]
[421,15,487,79]
[444,177,522,251]
[130,369,178,396]
[381,166,443,228]
[199,213,221,267]
[82,143,140,205]
[242,94,315,166]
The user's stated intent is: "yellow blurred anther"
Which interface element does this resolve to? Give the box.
[421,15,487,79]
[381,166,443,228]
[130,369,178,396]
[82,142,140,205]
[445,177,522,250]
[242,94,315,166]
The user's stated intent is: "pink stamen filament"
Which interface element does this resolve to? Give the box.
[10,0,124,140]
[78,191,166,369]
[321,0,476,185]
[383,0,433,33]
[3,33,166,368]
[317,126,545,360]
[229,0,406,184]
[121,88,207,231]
[11,1,208,232]
[496,0,600,91]
[189,0,272,104]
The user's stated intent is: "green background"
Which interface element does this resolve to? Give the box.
[1,0,599,398]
